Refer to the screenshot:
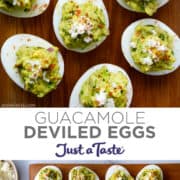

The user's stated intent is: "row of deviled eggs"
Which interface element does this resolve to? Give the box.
[34,164,163,180]
[0,0,170,18]
[0,0,180,107]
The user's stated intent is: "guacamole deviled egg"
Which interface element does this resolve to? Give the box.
[122,18,180,75]
[136,165,163,180]
[53,0,109,53]
[0,0,50,17]
[1,34,64,98]
[116,0,169,16]
[34,166,62,180]
[69,166,99,180]
[69,64,133,107]
[106,165,134,180]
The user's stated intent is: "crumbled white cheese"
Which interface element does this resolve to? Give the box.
[146,39,158,47]
[151,30,157,35]
[84,37,92,43]
[112,82,117,88]
[130,42,136,48]
[27,60,42,80]
[157,45,167,51]
[105,98,115,107]
[95,90,107,106]
[141,56,153,66]
[69,16,93,43]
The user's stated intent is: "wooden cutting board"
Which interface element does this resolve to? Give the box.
[0,0,180,107]
[30,164,180,179]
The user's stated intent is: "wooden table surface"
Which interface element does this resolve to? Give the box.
[30,164,180,179]
[0,0,179,107]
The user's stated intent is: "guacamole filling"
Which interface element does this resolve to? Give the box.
[138,169,162,180]
[15,46,61,98]
[59,0,109,50]
[71,167,96,180]
[109,170,134,180]
[80,66,128,107]
[130,24,175,72]
[38,167,62,180]
[0,0,34,11]
[124,0,158,16]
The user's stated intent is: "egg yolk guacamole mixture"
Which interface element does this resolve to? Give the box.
[138,169,162,180]
[59,0,109,50]
[130,24,175,72]
[124,0,158,16]
[80,66,128,107]
[109,170,134,180]
[71,167,96,180]
[15,46,61,98]
[0,0,34,11]
[38,167,62,180]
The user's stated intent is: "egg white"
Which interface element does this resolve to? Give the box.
[69,166,99,180]
[0,0,50,18]
[116,0,169,13]
[105,165,132,180]
[1,34,64,92]
[34,165,62,180]
[136,165,163,180]
[121,18,180,76]
[69,63,133,107]
[53,0,109,53]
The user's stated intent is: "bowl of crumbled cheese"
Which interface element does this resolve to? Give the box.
[0,160,18,180]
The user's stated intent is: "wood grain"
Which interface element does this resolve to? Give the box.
[0,0,179,107]
[29,164,180,179]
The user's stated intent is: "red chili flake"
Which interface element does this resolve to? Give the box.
[50,64,55,70]
[109,92,113,97]
[98,24,104,28]
[75,9,81,16]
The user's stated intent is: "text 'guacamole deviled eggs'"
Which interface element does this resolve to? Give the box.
[1,34,64,98]
[34,165,62,180]
[136,165,163,180]
[69,166,99,180]
[106,165,134,180]
[53,0,109,53]
[69,64,133,107]
[121,18,180,75]
[0,0,50,17]
[116,0,169,16]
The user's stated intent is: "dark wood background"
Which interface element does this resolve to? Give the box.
[0,0,179,107]
[30,164,180,179]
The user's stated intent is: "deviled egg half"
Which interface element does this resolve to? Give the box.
[53,0,109,53]
[0,0,50,18]
[1,34,64,98]
[121,18,180,75]
[0,160,18,180]
[69,166,99,180]
[106,165,134,180]
[136,165,163,180]
[69,64,133,107]
[116,0,169,16]
[34,165,62,180]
